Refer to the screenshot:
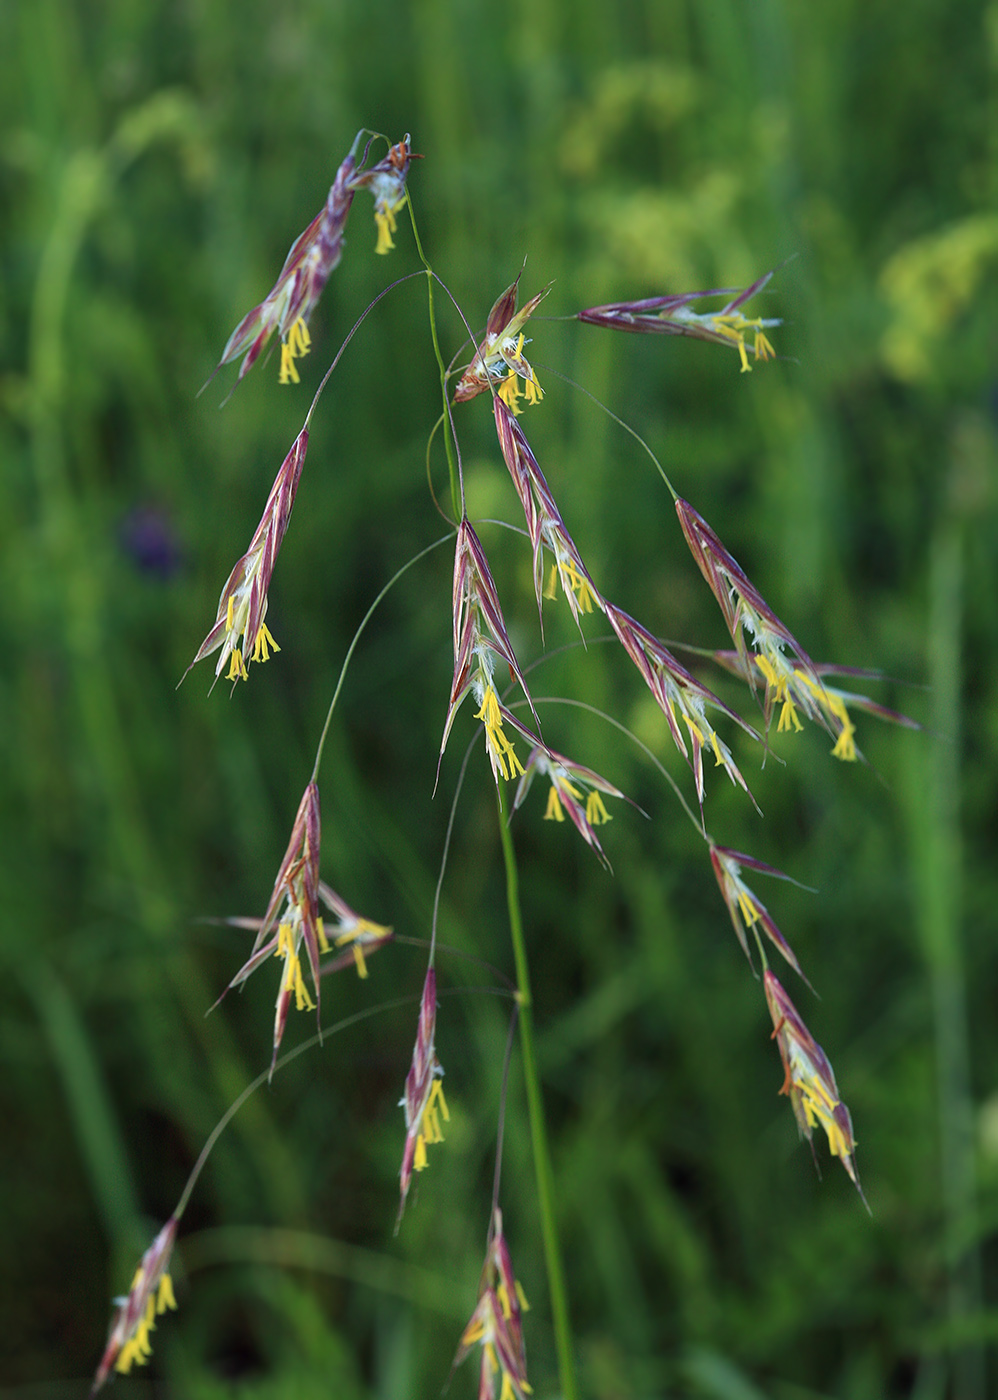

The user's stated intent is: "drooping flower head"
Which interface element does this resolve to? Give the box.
[185,427,308,688]
[709,844,810,986]
[493,398,605,639]
[513,744,624,871]
[211,131,416,386]
[213,139,361,386]
[764,971,867,1204]
[218,781,324,1075]
[348,133,417,254]
[676,498,831,742]
[439,518,542,786]
[578,269,780,372]
[606,602,759,816]
[92,1218,178,1394]
[398,967,449,1222]
[454,267,550,410]
[453,1208,532,1400]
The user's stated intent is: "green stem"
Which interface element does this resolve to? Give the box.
[405,197,461,518]
[916,519,983,1400]
[496,782,578,1400]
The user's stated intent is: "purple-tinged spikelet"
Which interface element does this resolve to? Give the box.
[219,781,324,1075]
[212,132,416,386]
[765,970,867,1205]
[439,518,541,785]
[578,269,780,372]
[215,146,359,385]
[514,745,623,871]
[186,427,308,688]
[454,268,550,409]
[709,844,810,986]
[453,1208,531,1400]
[92,1218,178,1394]
[676,497,831,741]
[398,967,448,1222]
[493,398,604,637]
[606,602,759,815]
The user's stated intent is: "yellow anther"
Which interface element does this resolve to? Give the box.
[279,340,300,384]
[737,889,760,926]
[777,698,803,733]
[375,206,398,254]
[251,622,280,663]
[226,648,248,682]
[499,371,522,414]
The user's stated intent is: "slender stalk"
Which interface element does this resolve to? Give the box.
[174,998,417,1222]
[405,197,461,518]
[310,532,452,781]
[495,781,578,1400]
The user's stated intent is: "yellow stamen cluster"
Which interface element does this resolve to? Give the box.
[334,918,389,978]
[756,654,804,733]
[251,623,280,663]
[829,699,857,761]
[736,887,761,928]
[114,1273,177,1375]
[474,685,524,781]
[706,312,777,372]
[543,778,611,827]
[413,1081,450,1171]
[544,558,596,613]
[795,672,858,760]
[497,334,544,415]
[498,1276,530,1319]
[223,596,281,683]
[544,782,574,822]
[681,711,727,766]
[274,920,328,1012]
[375,204,399,254]
[790,1070,853,1162]
[279,316,312,384]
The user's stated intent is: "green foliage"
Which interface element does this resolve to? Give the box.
[2,1,997,1397]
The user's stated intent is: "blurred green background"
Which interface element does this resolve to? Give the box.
[2,1,997,1397]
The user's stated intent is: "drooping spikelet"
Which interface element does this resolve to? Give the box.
[218,781,324,1075]
[439,517,542,785]
[214,143,359,386]
[676,497,832,742]
[454,267,550,409]
[453,1208,532,1400]
[578,269,780,373]
[213,132,416,386]
[709,843,811,986]
[514,745,624,871]
[92,1218,179,1394]
[398,967,449,1223]
[185,427,308,687]
[493,397,605,638]
[607,602,759,816]
[765,970,867,1205]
